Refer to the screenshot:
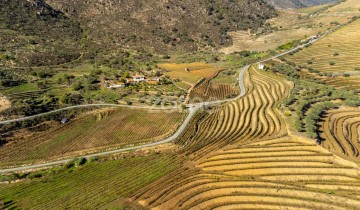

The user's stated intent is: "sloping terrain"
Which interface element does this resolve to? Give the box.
[266,0,339,9]
[0,108,184,167]
[320,108,360,163]
[132,67,360,209]
[45,0,276,52]
[0,0,83,66]
[286,17,360,94]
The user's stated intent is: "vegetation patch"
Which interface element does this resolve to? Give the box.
[0,108,185,166]
[0,154,180,209]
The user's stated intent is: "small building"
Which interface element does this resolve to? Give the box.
[108,82,126,89]
[61,118,69,124]
[150,77,161,82]
[133,75,146,82]
[258,63,265,70]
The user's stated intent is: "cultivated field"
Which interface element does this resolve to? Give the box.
[319,108,360,162]
[0,154,180,209]
[0,108,184,167]
[188,78,240,103]
[158,62,224,85]
[132,67,360,209]
[181,67,290,158]
[288,18,360,73]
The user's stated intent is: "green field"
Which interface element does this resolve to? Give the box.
[0,154,180,209]
[0,108,184,167]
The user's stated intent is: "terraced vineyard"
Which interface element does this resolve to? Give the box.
[321,75,360,94]
[319,108,360,162]
[132,67,360,209]
[286,17,360,93]
[288,18,360,73]
[181,67,290,159]
[0,108,184,167]
[188,78,240,103]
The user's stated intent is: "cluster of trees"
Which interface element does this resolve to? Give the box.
[272,63,360,140]
[0,69,25,87]
[304,102,336,139]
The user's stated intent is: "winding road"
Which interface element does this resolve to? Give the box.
[0,38,321,173]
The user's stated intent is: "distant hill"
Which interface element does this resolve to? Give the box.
[45,0,277,53]
[265,0,339,9]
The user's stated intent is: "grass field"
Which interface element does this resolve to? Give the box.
[0,108,185,167]
[158,62,224,85]
[132,67,360,209]
[319,107,360,163]
[0,154,180,209]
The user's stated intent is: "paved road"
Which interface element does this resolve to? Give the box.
[0,104,179,125]
[0,38,321,173]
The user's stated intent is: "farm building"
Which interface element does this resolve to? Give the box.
[133,75,146,82]
[258,63,265,70]
[108,82,127,89]
[150,77,161,82]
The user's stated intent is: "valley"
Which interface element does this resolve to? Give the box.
[2,0,360,209]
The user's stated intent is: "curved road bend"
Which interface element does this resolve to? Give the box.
[0,38,321,173]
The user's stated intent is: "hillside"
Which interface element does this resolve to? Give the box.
[265,0,339,9]
[45,0,276,53]
[0,0,83,67]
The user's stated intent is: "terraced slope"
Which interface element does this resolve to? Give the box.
[188,78,240,103]
[132,68,360,209]
[289,18,360,73]
[320,108,360,162]
[182,67,290,159]
[287,18,360,93]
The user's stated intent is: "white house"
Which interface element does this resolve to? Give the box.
[108,82,126,88]
[133,75,146,82]
[258,63,265,70]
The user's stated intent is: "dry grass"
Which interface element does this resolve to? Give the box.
[0,96,11,113]
[158,62,224,85]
